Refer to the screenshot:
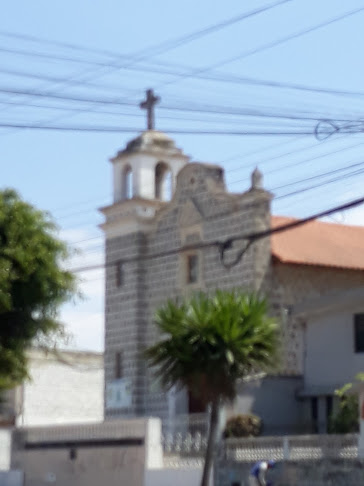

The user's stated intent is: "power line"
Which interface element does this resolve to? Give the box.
[0,83,352,124]
[0,0,291,85]
[272,159,364,191]
[275,167,364,200]
[3,14,364,114]
[53,136,362,237]
[229,137,364,186]
[158,5,364,88]
[1,43,363,106]
[219,194,364,268]
[0,0,292,131]
[0,0,292,60]
[68,194,364,273]
[1,97,309,127]
[0,122,328,136]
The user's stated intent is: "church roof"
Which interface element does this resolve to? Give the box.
[113,130,186,158]
[271,216,364,271]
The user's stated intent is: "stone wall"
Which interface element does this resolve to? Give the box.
[104,231,148,417]
[104,163,273,418]
[103,160,364,420]
[269,263,364,375]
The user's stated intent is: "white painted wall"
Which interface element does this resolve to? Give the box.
[145,467,213,486]
[113,152,187,202]
[0,430,12,471]
[16,350,103,426]
[305,311,364,387]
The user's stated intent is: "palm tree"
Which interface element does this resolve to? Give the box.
[145,290,280,486]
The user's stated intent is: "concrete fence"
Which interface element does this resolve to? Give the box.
[2,418,363,486]
[224,433,358,462]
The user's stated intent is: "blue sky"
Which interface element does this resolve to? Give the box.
[1,0,364,350]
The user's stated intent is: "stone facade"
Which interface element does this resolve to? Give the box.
[271,264,364,375]
[101,130,364,426]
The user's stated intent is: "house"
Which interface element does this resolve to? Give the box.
[0,348,103,427]
[100,128,364,433]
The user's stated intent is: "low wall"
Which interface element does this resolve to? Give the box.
[11,419,151,486]
[216,459,364,486]
[145,467,212,486]
[0,470,23,486]
[0,430,12,471]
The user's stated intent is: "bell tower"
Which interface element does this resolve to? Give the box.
[100,91,190,418]
[111,129,189,207]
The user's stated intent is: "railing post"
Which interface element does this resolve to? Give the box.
[283,436,290,460]
[145,418,163,470]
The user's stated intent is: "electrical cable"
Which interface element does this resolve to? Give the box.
[158,5,364,88]
[67,194,364,273]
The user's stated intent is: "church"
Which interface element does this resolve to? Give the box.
[100,92,364,434]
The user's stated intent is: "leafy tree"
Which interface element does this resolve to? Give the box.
[145,290,280,486]
[329,373,364,434]
[0,189,77,390]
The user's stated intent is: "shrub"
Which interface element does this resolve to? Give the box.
[328,383,359,434]
[223,414,262,438]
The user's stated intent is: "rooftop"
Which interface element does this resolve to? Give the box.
[271,216,364,271]
[112,130,187,159]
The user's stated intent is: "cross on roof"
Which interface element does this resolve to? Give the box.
[140,89,160,130]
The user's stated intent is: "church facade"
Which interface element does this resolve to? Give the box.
[100,129,364,434]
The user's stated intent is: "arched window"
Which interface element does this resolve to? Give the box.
[123,165,133,200]
[155,162,172,201]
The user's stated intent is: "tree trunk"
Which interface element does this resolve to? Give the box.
[200,398,220,486]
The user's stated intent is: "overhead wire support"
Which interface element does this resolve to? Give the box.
[69,195,364,274]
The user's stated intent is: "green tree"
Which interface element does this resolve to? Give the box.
[145,290,280,486]
[329,373,364,434]
[0,189,77,390]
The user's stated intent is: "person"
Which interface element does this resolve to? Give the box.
[249,460,276,486]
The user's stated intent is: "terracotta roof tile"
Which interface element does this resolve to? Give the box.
[271,216,364,271]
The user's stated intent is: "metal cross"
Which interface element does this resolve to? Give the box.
[140,89,160,130]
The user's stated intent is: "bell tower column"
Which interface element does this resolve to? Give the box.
[100,93,190,418]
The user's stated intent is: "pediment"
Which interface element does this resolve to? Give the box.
[179,198,204,227]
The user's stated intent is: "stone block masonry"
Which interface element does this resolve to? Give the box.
[103,162,273,419]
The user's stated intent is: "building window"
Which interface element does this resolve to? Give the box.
[354,314,364,352]
[187,254,199,284]
[116,261,123,287]
[115,351,123,379]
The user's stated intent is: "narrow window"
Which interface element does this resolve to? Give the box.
[311,397,318,433]
[326,396,333,423]
[187,254,199,284]
[123,166,133,199]
[354,314,364,352]
[69,448,77,461]
[155,162,172,201]
[116,261,123,287]
[115,351,123,379]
